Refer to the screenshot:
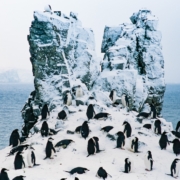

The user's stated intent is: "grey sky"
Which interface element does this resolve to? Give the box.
[0,0,179,83]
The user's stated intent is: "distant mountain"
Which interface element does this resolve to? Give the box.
[0,68,33,83]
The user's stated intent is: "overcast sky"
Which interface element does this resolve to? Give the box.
[0,0,179,83]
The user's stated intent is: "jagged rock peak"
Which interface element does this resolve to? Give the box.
[95,9,165,114]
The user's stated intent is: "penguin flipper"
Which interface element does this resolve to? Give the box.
[87,154,91,157]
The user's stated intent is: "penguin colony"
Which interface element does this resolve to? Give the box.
[1,84,180,180]
[0,6,179,180]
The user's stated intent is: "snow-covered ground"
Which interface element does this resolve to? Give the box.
[0,100,178,180]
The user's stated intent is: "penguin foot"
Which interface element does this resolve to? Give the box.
[145,169,150,171]
[29,166,32,168]
[121,148,125,150]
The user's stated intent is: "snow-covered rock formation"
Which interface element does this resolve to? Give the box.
[93,8,165,114]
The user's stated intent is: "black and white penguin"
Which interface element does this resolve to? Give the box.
[115,131,125,149]
[144,151,153,171]
[64,91,72,106]
[87,137,97,157]
[121,94,129,108]
[81,121,89,140]
[109,89,117,103]
[176,121,180,132]
[57,106,68,120]
[154,119,161,135]
[41,104,50,120]
[143,124,152,129]
[0,168,9,180]
[100,126,114,133]
[159,131,169,150]
[87,96,96,106]
[94,113,111,120]
[130,137,139,153]
[93,137,104,153]
[150,103,157,119]
[167,159,180,178]
[40,121,49,137]
[124,158,131,173]
[75,85,84,98]
[171,131,180,139]
[14,151,25,170]
[96,167,110,179]
[64,167,89,175]
[171,139,180,156]
[12,175,26,180]
[123,121,132,138]
[86,104,95,121]
[8,144,29,156]
[9,129,20,147]
[55,139,74,149]
[75,126,82,134]
[44,137,56,159]
[27,146,40,168]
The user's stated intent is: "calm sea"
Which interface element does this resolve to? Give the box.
[0,84,179,150]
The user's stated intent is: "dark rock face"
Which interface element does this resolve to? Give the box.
[93,9,165,114]
[21,10,100,136]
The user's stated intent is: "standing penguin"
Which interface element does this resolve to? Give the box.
[96,167,111,179]
[86,104,95,121]
[81,121,89,140]
[27,146,40,168]
[44,137,56,159]
[115,131,125,149]
[9,129,20,147]
[64,91,72,106]
[159,131,170,150]
[150,103,157,119]
[87,137,97,157]
[123,121,132,138]
[109,89,117,103]
[176,121,180,132]
[14,151,25,170]
[144,151,153,171]
[41,104,50,120]
[0,168,9,180]
[171,139,180,156]
[93,137,104,153]
[121,94,129,108]
[154,119,161,135]
[41,121,49,137]
[167,159,180,178]
[75,85,84,98]
[130,137,139,153]
[124,158,132,173]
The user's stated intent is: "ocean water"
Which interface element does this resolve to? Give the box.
[0,84,179,150]
[0,84,34,150]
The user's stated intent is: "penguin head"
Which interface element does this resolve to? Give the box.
[77,85,81,88]
[84,168,89,172]
[93,137,99,141]
[125,158,129,163]
[84,121,89,124]
[14,129,19,132]
[116,131,124,136]
[88,96,95,100]
[122,121,128,126]
[135,137,139,141]
[48,137,54,141]
[1,168,8,173]
[163,131,168,135]
[75,178,79,180]
[174,159,180,163]
[172,139,179,144]
[147,151,152,156]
